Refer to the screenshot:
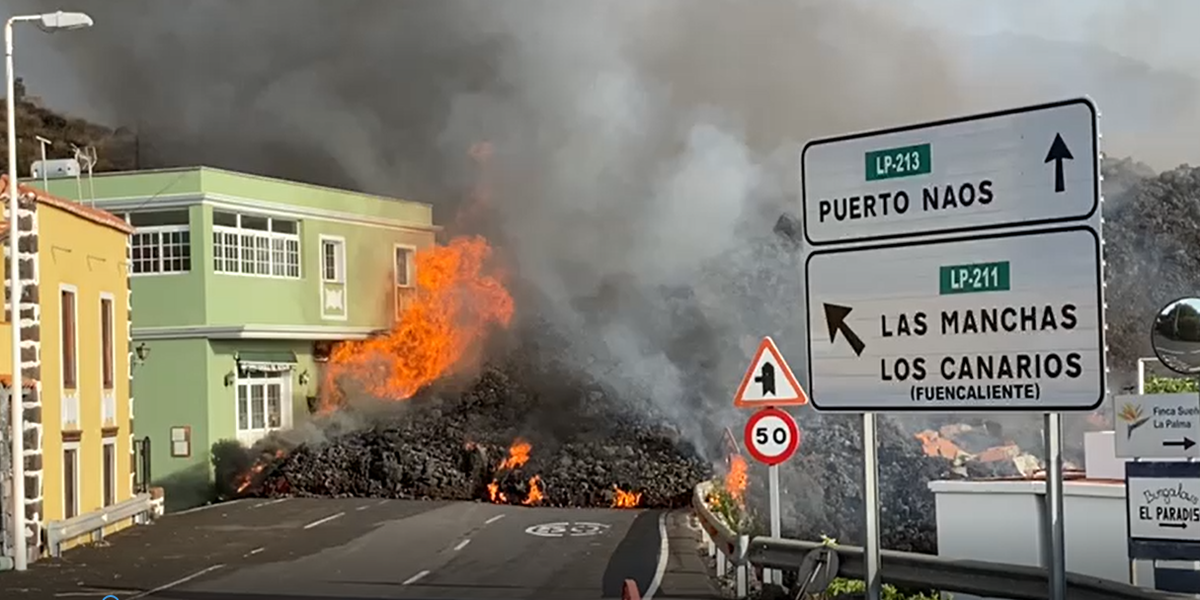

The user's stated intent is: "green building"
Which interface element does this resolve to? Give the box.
[35,167,438,508]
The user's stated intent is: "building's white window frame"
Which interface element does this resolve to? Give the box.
[122,210,192,276]
[319,235,348,322]
[234,370,292,446]
[393,244,416,318]
[211,210,301,279]
[99,291,117,426]
[59,284,80,430]
[393,244,416,289]
[102,437,117,507]
[63,440,80,519]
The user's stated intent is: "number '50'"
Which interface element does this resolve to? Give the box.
[755,427,787,445]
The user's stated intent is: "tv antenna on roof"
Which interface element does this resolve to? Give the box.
[33,136,52,191]
[71,144,98,206]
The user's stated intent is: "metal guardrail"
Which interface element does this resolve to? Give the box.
[46,492,154,557]
[692,482,1185,600]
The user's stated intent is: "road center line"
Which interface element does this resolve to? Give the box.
[453,539,471,551]
[128,564,225,599]
[245,547,265,556]
[402,570,431,585]
[252,498,288,508]
[303,512,345,529]
[485,514,505,525]
[356,504,371,511]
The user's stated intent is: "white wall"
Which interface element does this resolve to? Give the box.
[930,479,1138,600]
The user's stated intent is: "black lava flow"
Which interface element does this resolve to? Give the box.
[228,365,713,509]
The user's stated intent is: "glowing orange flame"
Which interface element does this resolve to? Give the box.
[321,235,514,408]
[522,476,544,505]
[487,481,506,503]
[914,430,964,460]
[499,440,531,470]
[235,449,286,494]
[725,455,748,502]
[612,486,642,508]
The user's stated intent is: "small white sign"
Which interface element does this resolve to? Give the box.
[805,227,1104,411]
[1115,393,1200,459]
[802,98,1098,246]
[1127,474,1200,541]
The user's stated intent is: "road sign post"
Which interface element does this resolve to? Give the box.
[800,98,1104,600]
[744,406,800,587]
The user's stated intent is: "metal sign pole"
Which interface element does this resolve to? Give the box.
[1044,412,1066,600]
[863,412,882,600]
[767,463,781,585]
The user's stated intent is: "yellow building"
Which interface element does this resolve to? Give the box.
[0,176,134,561]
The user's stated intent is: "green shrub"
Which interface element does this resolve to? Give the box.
[823,577,941,600]
[1145,374,1198,394]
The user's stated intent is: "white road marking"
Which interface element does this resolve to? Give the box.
[643,512,669,600]
[485,514,505,525]
[302,512,345,529]
[252,498,288,508]
[128,564,225,599]
[55,592,138,597]
[453,539,471,551]
[375,499,388,506]
[245,547,265,556]
[172,501,241,515]
[403,570,431,585]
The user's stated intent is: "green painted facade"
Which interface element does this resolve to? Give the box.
[33,167,438,510]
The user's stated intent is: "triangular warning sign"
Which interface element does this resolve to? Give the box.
[733,336,808,408]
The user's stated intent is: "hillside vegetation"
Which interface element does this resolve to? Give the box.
[0,78,137,176]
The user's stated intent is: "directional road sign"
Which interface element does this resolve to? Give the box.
[734,337,808,408]
[805,227,1104,411]
[1126,462,1200,561]
[744,407,800,466]
[802,97,1099,246]
[1115,393,1200,459]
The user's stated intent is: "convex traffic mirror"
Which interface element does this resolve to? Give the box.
[1151,297,1200,375]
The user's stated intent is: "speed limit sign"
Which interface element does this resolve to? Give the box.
[744,407,800,466]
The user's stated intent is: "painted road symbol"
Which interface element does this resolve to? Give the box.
[744,407,800,466]
[525,521,611,538]
[733,336,808,408]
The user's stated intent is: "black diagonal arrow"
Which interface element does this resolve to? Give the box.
[1044,133,1073,194]
[1164,438,1196,450]
[1160,522,1188,529]
[823,303,865,357]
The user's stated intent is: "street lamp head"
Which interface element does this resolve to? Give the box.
[37,11,93,32]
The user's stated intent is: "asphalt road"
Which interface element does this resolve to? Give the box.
[1,497,683,600]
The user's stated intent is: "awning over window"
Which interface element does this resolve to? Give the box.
[237,351,298,374]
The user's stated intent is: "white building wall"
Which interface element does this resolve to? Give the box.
[929,430,1164,599]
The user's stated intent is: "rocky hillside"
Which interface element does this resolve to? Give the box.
[0,78,137,176]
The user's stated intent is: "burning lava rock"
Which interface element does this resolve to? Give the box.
[234,365,712,509]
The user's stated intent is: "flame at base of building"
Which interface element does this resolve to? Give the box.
[321,235,514,409]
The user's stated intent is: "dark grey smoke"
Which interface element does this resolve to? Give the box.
[14,0,1198,523]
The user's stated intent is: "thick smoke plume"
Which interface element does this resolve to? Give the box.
[16,0,1196,525]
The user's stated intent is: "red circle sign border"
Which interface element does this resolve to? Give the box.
[743,406,800,466]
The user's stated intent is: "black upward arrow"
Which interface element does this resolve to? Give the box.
[823,303,866,357]
[1044,133,1073,194]
[1164,438,1196,450]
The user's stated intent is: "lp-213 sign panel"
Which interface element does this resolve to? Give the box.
[805,227,1104,411]
[802,98,1099,246]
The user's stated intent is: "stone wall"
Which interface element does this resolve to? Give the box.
[3,189,42,561]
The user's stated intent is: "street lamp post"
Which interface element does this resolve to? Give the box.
[5,10,92,571]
